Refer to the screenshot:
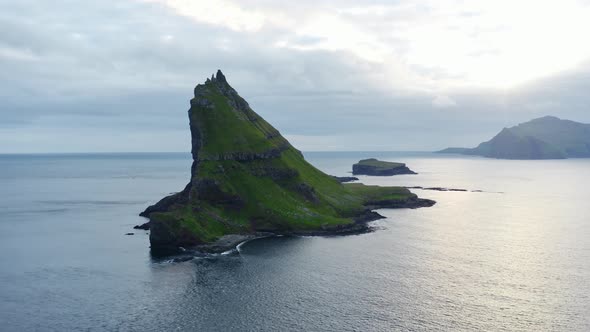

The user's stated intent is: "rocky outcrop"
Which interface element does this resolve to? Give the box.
[332,176,359,183]
[133,222,150,230]
[139,186,189,217]
[352,158,417,176]
[198,143,291,161]
[365,194,436,209]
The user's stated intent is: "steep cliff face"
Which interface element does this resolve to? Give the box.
[141,71,434,250]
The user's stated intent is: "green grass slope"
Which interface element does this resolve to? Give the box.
[142,71,432,249]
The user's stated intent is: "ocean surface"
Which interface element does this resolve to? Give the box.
[0,152,589,331]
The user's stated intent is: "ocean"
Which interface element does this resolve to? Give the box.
[0,152,589,331]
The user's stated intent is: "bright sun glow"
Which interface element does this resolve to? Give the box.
[150,0,590,90]
[401,0,590,88]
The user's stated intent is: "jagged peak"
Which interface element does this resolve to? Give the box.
[194,69,233,98]
[216,69,227,83]
[204,69,228,84]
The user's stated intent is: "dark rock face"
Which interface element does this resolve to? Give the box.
[199,144,291,161]
[251,166,298,180]
[215,69,227,83]
[352,159,417,176]
[139,185,189,217]
[406,186,471,192]
[365,194,436,209]
[133,222,150,230]
[332,176,359,183]
[195,179,245,208]
[149,216,204,248]
[295,183,319,203]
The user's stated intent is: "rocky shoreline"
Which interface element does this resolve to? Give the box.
[141,71,436,255]
[149,196,436,256]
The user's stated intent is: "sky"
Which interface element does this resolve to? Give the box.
[1,0,590,152]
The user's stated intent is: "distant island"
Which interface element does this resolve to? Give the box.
[140,71,434,253]
[352,158,417,176]
[438,116,590,159]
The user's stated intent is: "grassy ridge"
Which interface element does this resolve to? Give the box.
[192,80,288,159]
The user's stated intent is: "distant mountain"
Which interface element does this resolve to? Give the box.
[437,116,590,159]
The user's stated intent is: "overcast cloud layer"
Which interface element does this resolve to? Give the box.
[1,0,589,152]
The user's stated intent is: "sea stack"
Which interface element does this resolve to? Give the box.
[140,70,434,252]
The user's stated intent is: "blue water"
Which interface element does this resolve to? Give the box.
[0,152,589,331]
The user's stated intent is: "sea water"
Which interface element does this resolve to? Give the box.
[0,152,588,331]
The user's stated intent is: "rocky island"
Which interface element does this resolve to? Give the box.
[140,71,434,253]
[438,116,590,160]
[352,158,417,176]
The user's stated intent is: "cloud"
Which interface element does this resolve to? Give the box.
[432,95,457,108]
[0,0,590,152]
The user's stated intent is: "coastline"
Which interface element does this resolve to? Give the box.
[151,197,436,256]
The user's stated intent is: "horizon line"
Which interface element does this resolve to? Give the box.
[0,150,436,155]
